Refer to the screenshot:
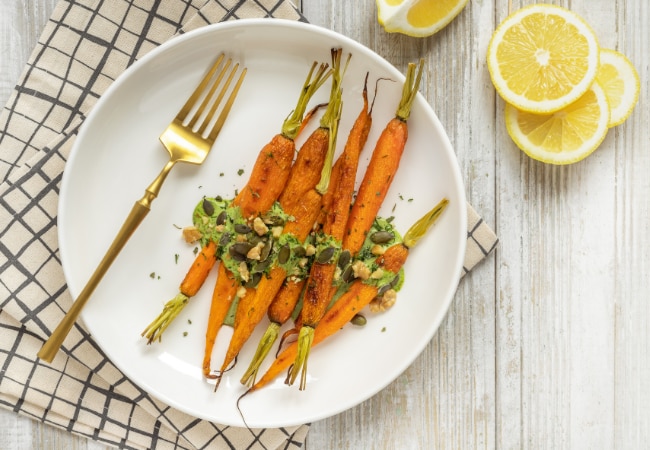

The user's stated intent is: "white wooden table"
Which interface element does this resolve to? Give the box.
[1,0,648,448]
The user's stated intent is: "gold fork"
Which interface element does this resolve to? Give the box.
[37,54,247,362]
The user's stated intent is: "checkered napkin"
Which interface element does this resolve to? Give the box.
[0,0,497,449]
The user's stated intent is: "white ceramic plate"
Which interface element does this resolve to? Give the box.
[59,19,466,428]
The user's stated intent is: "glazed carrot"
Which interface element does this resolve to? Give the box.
[247,198,449,393]
[286,61,424,389]
[344,59,424,256]
[141,240,218,343]
[213,49,348,389]
[200,62,331,377]
[240,74,373,385]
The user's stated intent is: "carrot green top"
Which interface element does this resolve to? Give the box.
[395,58,425,122]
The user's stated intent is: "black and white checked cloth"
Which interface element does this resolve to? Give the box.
[0,0,497,449]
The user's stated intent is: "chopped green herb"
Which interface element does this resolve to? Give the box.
[183,331,188,337]
[187,319,192,325]
[193,247,199,255]
[381,327,386,332]
[219,172,225,177]
[237,168,245,176]
[149,272,156,279]
[174,253,179,264]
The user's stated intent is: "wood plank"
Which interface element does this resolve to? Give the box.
[303,0,497,448]
[612,0,650,447]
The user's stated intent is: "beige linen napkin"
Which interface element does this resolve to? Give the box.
[0,0,497,449]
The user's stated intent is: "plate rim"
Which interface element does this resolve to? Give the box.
[58,18,468,428]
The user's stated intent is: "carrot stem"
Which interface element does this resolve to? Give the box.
[239,321,280,386]
[395,59,424,122]
[281,62,331,140]
[141,293,189,343]
[141,240,217,343]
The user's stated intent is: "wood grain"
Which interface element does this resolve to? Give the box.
[1,0,649,449]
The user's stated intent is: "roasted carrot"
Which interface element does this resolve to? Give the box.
[344,59,424,255]
[286,60,424,389]
[246,198,449,393]
[213,48,348,389]
[200,62,331,377]
[143,61,330,348]
[240,73,373,386]
[141,240,218,343]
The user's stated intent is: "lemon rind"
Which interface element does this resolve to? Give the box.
[377,0,470,38]
[599,48,641,127]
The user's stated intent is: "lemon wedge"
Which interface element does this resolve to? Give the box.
[596,48,640,127]
[376,0,469,37]
[487,4,600,114]
[504,82,610,165]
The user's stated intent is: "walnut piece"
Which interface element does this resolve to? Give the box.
[182,226,202,243]
[253,216,269,236]
[238,261,250,283]
[369,289,397,313]
[246,242,265,261]
[351,260,371,280]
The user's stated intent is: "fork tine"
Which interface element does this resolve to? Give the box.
[176,53,226,122]
[194,60,237,134]
[187,58,233,129]
[205,66,247,142]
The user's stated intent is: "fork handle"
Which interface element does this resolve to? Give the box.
[37,161,176,362]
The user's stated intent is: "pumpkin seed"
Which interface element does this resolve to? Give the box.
[370,230,394,244]
[341,266,354,283]
[228,246,247,261]
[216,210,228,225]
[231,242,253,256]
[202,198,215,216]
[252,258,272,273]
[293,246,306,258]
[245,272,262,288]
[377,284,391,296]
[260,240,273,261]
[317,246,336,264]
[350,314,367,326]
[262,213,284,226]
[219,232,231,247]
[337,250,351,269]
[248,235,263,246]
[234,224,252,234]
[278,245,290,265]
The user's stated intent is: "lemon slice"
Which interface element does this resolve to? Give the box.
[376,0,469,37]
[596,48,640,127]
[487,4,600,114]
[505,82,610,165]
